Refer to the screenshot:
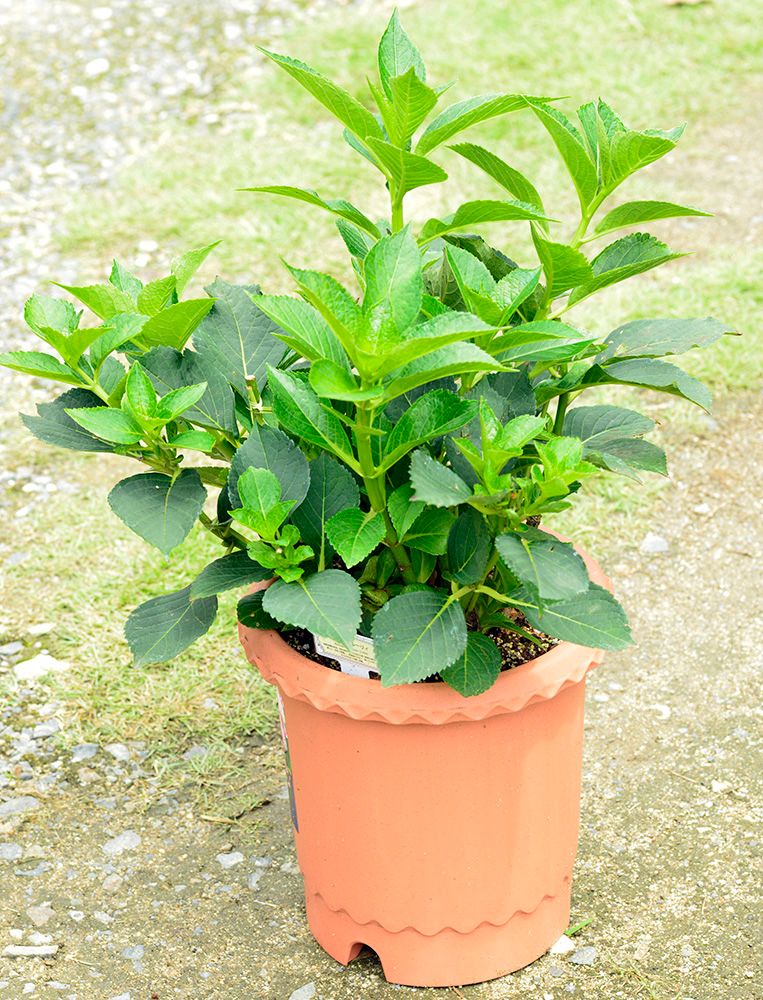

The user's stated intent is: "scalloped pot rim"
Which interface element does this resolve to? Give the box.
[238,533,613,726]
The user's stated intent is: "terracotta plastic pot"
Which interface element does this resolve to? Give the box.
[239,542,611,988]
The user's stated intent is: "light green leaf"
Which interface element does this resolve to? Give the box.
[126,586,218,665]
[137,276,176,316]
[326,508,386,568]
[53,282,136,320]
[263,569,361,649]
[190,551,271,599]
[384,342,501,401]
[309,360,384,401]
[109,260,142,299]
[372,589,467,685]
[385,68,438,144]
[376,310,494,375]
[108,470,207,554]
[449,142,546,216]
[520,582,632,651]
[242,186,380,238]
[532,229,593,299]
[440,632,501,696]
[599,316,730,361]
[593,200,710,238]
[366,137,448,194]
[65,406,143,444]
[233,467,293,537]
[402,507,455,554]
[21,389,116,453]
[388,483,425,540]
[267,367,354,460]
[89,313,147,371]
[492,320,598,363]
[24,294,79,337]
[497,528,590,601]
[382,389,477,469]
[0,351,82,385]
[447,508,491,584]
[125,362,157,418]
[171,241,221,295]
[420,198,550,244]
[417,93,546,154]
[169,429,216,453]
[568,233,683,306]
[409,450,472,506]
[605,124,685,190]
[284,264,372,363]
[140,346,236,433]
[139,298,216,350]
[155,382,208,422]
[377,9,426,98]
[255,294,348,369]
[362,227,423,345]
[524,99,598,209]
[291,453,359,566]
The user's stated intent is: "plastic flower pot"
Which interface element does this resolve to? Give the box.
[239,542,611,988]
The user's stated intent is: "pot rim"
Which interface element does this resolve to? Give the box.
[238,534,612,726]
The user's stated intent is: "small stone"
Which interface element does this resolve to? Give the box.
[202,698,219,710]
[68,910,85,922]
[26,623,54,637]
[640,532,669,554]
[138,239,158,253]
[102,873,124,893]
[253,856,272,868]
[711,779,731,793]
[693,503,712,515]
[651,703,672,721]
[71,744,99,762]
[93,911,113,924]
[550,934,576,955]
[216,850,244,869]
[182,745,208,760]
[102,831,141,856]
[3,944,59,958]
[0,796,40,818]
[26,905,54,927]
[0,640,24,657]
[122,945,144,960]
[14,861,51,877]
[289,985,316,1000]
[13,654,68,683]
[108,995,131,1000]
[0,843,23,861]
[32,719,60,739]
[105,743,131,762]
[28,932,52,946]
[84,57,110,78]
[570,946,597,966]
[280,860,299,875]
[248,871,263,889]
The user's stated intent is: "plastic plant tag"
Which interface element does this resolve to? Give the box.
[314,633,379,679]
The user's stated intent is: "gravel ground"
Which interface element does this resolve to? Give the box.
[1,2,761,999]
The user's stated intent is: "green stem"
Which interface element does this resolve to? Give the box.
[390,188,404,233]
[553,390,571,434]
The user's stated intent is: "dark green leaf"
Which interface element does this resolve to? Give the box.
[108,470,207,555]
[190,551,272,599]
[409,449,472,506]
[587,357,711,409]
[497,528,590,601]
[21,389,116,453]
[141,346,237,433]
[237,590,279,630]
[520,582,632,651]
[267,367,354,459]
[599,316,730,361]
[382,389,477,469]
[229,423,310,508]
[262,569,361,648]
[126,586,218,665]
[291,453,360,565]
[447,508,491,584]
[440,632,501,696]
[402,507,455,554]
[372,589,467,685]
[388,483,425,540]
[563,404,653,447]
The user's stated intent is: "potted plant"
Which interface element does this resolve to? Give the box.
[1,11,732,989]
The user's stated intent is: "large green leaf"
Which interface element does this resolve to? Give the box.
[229,423,310,508]
[0,351,82,385]
[362,227,423,345]
[388,483,425,540]
[190,551,272,599]
[384,342,500,402]
[171,241,221,295]
[563,404,653,447]
[53,282,136,320]
[568,233,683,306]
[25,294,79,336]
[140,346,237,433]
[126,586,218,666]
[258,48,383,141]
[587,437,668,478]
[376,311,494,375]
[449,142,546,216]
[381,389,477,469]
[532,229,593,299]
[497,528,589,601]
[492,320,598,363]
[401,507,455,554]
[599,316,730,361]
[447,508,491,585]
[417,93,544,154]
[242,186,380,238]
[21,388,116,453]
[366,138,448,194]
[108,470,207,555]
[254,295,348,368]
[262,569,361,648]
[325,508,386,568]
[291,453,359,566]
[284,265,371,362]
[409,449,472,506]
[593,200,710,238]
[520,582,632,651]
[192,280,285,396]
[377,9,426,98]
[587,357,711,410]
[524,100,598,209]
[420,199,550,244]
[267,368,354,460]
[440,632,502,696]
[605,124,685,190]
[139,299,216,350]
[372,589,467,685]
[65,406,143,445]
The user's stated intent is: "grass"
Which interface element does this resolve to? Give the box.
[3,0,761,768]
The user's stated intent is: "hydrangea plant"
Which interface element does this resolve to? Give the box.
[1,12,733,695]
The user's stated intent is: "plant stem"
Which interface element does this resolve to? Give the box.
[390,188,404,233]
[553,390,571,434]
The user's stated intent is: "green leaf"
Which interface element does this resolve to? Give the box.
[109,260,142,299]
[108,470,207,554]
[125,362,157,418]
[420,198,550,244]
[599,316,730,361]
[233,467,294,537]
[382,389,477,469]
[520,582,632,651]
[366,138,448,194]
[237,590,279,630]
[0,351,82,385]
[137,276,177,316]
[336,218,374,261]
[171,241,221,295]
[155,382,208,422]
[376,311,494,375]
[169,429,216,453]
[409,450,472,506]
[402,507,455,554]
[53,282,136,320]
[377,9,426,98]
[417,93,546,154]
[242,186,380,238]
[388,483,425,540]
[283,265,371,363]
[524,100,598,209]
[589,437,668,478]
[385,68,438,144]
[449,142,546,216]
[229,423,310,508]
[255,294,348,369]
[605,124,685,190]
[190,551,271,599]
[588,357,711,410]
[363,227,423,345]
[258,47,383,141]
[309,360,384,402]
[384,342,501,401]
[191,279,286,396]
[492,320,598,363]
[497,528,590,601]
[262,569,361,649]
[447,508,491,584]
[568,233,683,306]
[140,346,237,433]
[291,453,360,565]
[440,632,501,696]
[21,388,116,453]
[372,589,467,685]
[494,267,542,318]
[486,370,538,418]
[326,508,386,567]
[593,200,710,238]
[267,367,354,460]
[126,586,218,665]
[89,314,147,371]
[139,298,216,350]
[563,404,653,448]
[64,406,143,444]
[24,294,79,337]
[532,229,593,299]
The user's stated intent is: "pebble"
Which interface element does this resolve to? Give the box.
[84,57,110,78]
[248,871,263,889]
[26,623,54,637]
[640,532,669,554]
[32,719,60,738]
[550,933,576,955]
[216,850,244,869]
[0,843,23,861]
[711,779,732,793]
[122,944,144,960]
[0,640,24,656]
[13,654,69,682]
[93,910,113,924]
[3,944,59,958]
[105,743,131,762]
[102,830,141,856]
[102,873,124,893]
[570,946,597,965]
[26,905,54,927]
[0,796,41,818]
[71,743,99,762]
[68,910,85,922]
[289,985,316,1000]
[182,744,209,760]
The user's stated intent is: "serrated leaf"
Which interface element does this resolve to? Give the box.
[190,552,271,599]
[417,93,546,154]
[126,586,218,666]
[568,233,683,306]
[593,200,710,238]
[267,367,354,460]
[599,316,730,361]
[385,68,438,144]
[139,298,215,350]
[140,346,236,433]
[0,350,82,385]
[382,389,477,469]
[284,264,372,362]
[291,453,359,567]
[449,142,546,216]
[243,186,380,238]
[377,9,426,98]
[520,582,632,651]
[447,507,491,585]
[376,310,494,375]
[262,569,361,649]
[108,470,207,554]
[24,294,79,337]
[109,260,142,299]
[532,229,593,299]
[53,282,136,320]
[492,320,598,363]
[409,449,472,506]
[605,124,685,190]
[237,590,280,630]
[171,241,221,295]
[137,276,176,316]
[420,198,550,244]
[372,589,467,685]
[362,227,423,346]
[229,422,310,508]
[388,483,425,540]
[402,507,455,554]
[440,632,501,696]
[366,138,448,194]
[255,294,349,369]
[65,406,143,444]
[384,342,501,401]
[524,99,598,209]
[588,357,711,410]
[497,528,590,601]
[89,313,147,371]
[21,388,116,453]
[563,404,653,448]
[325,508,386,567]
